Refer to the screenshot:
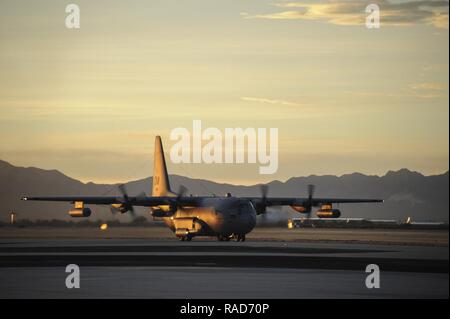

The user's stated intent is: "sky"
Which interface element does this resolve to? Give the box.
[0,0,448,185]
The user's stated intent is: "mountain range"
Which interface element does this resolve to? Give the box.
[0,159,448,223]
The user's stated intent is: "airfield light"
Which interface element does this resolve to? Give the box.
[287,219,293,229]
[10,212,17,225]
[100,223,108,231]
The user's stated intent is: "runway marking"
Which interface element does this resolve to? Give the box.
[0,254,447,273]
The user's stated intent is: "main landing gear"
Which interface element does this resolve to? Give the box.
[217,235,231,241]
[179,235,192,241]
[217,234,246,242]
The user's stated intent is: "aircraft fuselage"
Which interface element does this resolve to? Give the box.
[161,197,257,240]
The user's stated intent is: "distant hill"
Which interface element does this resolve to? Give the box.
[0,159,448,223]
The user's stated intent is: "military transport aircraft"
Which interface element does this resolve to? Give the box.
[21,136,383,241]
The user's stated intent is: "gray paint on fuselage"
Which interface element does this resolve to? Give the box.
[162,197,257,237]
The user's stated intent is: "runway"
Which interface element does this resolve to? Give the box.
[0,239,448,298]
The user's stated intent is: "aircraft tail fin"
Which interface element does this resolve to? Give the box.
[152,136,173,196]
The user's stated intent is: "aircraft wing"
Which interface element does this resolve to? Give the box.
[22,195,382,206]
[246,197,383,206]
[21,196,198,207]
[310,198,383,204]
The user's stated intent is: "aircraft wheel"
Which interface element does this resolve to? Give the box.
[186,235,192,241]
[241,235,246,242]
[180,237,185,241]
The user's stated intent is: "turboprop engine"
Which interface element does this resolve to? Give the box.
[68,208,92,217]
[316,204,341,218]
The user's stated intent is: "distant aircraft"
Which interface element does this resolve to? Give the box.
[22,136,383,241]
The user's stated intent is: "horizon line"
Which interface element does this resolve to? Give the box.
[1,158,448,188]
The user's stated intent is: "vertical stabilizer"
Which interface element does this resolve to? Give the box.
[152,136,172,196]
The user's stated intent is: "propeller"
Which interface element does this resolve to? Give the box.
[177,185,188,199]
[116,184,136,217]
[167,185,188,213]
[305,184,315,219]
[261,184,268,200]
[255,184,269,214]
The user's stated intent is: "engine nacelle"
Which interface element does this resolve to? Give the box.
[151,208,172,217]
[316,209,341,218]
[69,208,92,217]
[290,205,308,213]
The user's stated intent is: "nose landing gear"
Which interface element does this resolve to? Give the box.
[179,235,192,241]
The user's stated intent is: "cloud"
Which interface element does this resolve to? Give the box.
[348,82,448,100]
[0,148,150,161]
[243,0,449,29]
[409,82,448,98]
[410,82,448,90]
[241,96,301,107]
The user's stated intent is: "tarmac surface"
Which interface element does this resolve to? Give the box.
[0,238,448,298]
